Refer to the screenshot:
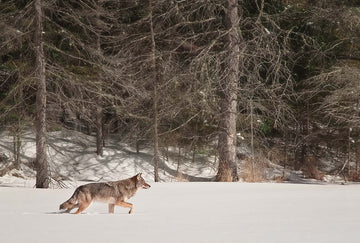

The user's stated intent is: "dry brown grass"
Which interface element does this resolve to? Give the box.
[240,157,265,182]
[348,171,360,182]
[267,147,287,166]
[302,156,324,181]
[273,175,285,183]
[175,171,189,182]
[0,162,15,177]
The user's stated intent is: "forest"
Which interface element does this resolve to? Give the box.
[1,0,360,187]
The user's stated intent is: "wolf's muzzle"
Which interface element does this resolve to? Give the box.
[143,183,151,189]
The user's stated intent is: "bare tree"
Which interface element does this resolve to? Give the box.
[111,1,216,181]
[34,0,49,188]
[289,1,360,175]
[95,7,104,157]
[216,0,241,182]
[149,0,160,182]
[95,101,104,156]
[43,0,125,156]
[0,1,34,171]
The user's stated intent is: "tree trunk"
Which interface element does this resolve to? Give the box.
[13,129,21,169]
[150,0,160,182]
[216,0,240,182]
[13,85,24,170]
[95,7,104,157]
[136,139,140,154]
[96,104,103,156]
[34,0,49,188]
[153,89,160,182]
[347,127,351,176]
[356,141,360,174]
[250,98,255,181]
[177,147,181,173]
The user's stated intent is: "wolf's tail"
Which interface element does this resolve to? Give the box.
[59,188,79,210]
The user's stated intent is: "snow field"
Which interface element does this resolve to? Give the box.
[1,182,360,243]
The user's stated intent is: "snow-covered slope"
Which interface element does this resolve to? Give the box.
[1,183,360,243]
[0,129,216,187]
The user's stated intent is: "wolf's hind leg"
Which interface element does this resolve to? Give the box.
[108,204,115,214]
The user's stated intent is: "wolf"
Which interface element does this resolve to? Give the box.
[59,173,150,214]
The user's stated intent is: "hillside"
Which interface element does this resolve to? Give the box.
[0,128,346,187]
[0,129,218,187]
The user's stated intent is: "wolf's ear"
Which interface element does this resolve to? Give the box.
[137,173,142,179]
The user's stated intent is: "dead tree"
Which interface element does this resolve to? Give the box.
[216,0,241,182]
[150,0,160,182]
[34,0,49,188]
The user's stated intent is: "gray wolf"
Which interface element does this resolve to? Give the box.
[59,173,150,214]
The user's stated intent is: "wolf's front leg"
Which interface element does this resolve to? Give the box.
[116,201,134,214]
[74,201,90,214]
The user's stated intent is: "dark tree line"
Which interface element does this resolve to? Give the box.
[1,0,360,186]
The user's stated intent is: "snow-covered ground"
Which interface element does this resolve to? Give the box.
[1,183,360,243]
[1,129,360,242]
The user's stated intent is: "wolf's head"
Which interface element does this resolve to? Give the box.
[135,173,151,189]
